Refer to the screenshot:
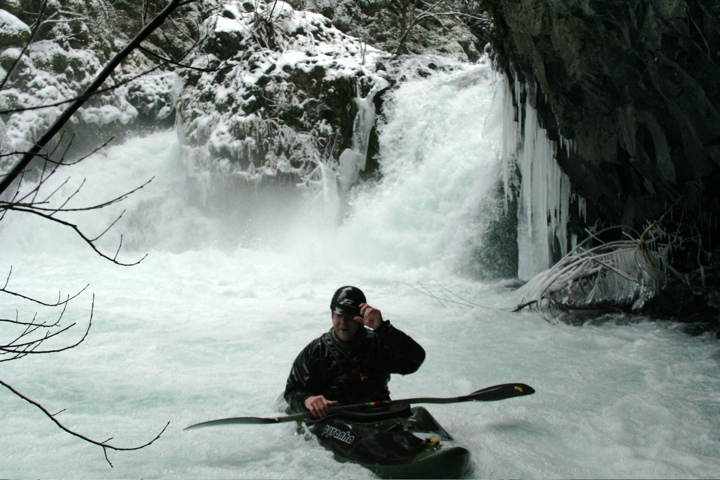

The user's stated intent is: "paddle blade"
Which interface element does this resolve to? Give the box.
[463,383,535,402]
[184,417,283,430]
[184,411,310,430]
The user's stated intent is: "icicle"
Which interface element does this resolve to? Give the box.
[338,76,389,192]
[575,194,587,222]
[504,79,572,281]
[500,76,517,213]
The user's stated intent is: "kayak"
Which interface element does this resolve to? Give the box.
[184,383,534,476]
[303,403,471,479]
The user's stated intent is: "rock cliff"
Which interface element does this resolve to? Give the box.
[487,0,720,322]
[489,0,719,243]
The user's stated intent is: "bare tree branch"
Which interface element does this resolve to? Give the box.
[2,138,115,220]
[0,0,194,464]
[1,279,89,308]
[8,175,153,214]
[0,291,92,362]
[0,378,170,467]
[3,207,148,266]
[1,173,153,266]
[138,45,235,73]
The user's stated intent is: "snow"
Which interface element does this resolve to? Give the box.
[0,9,29,39]
[0,17,176,172]
[1,0,389,189]
[78,104,138,125]
[173,0,400,213]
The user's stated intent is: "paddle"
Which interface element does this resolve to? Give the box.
[184,382,534,430]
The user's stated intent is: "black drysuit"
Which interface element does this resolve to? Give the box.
[284,321,426,413]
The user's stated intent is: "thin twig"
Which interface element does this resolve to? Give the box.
[0,378,170,467]
[1,282,89,307]
[3,206,147,266]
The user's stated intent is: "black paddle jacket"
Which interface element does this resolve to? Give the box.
[284,321,425,413]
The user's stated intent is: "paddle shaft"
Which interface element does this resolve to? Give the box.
[184,382,534,429]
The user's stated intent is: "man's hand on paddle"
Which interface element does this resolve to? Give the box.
[354,303,383,329]
[304,395,338,418]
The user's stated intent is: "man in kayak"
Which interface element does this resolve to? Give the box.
[284,286,426,418]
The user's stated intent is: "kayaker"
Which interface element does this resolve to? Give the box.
[284,286,426,418]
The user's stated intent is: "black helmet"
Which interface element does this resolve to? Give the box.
[330,286,366,317]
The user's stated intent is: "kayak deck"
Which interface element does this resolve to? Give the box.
[305,404,471,479]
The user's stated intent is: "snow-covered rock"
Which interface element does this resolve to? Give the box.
[0,9,29,49]
[176,0,391,188]
[0,3,182,169]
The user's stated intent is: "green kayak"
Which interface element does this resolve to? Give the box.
[184,383,534,476]
[304,404,471,479]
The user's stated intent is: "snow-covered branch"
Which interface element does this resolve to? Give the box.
[515,223,680,314]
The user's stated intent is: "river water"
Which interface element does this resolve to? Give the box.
[1,62,719,479]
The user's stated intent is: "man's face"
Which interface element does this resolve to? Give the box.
[332,312,361,342]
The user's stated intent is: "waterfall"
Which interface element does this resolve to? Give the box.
[12,57,580,280]
[335,60,505,275]
[171,60,577,281]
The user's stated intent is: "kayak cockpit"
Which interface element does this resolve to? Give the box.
[303,405,471,479]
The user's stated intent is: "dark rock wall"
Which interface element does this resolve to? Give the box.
[489,0,720,247]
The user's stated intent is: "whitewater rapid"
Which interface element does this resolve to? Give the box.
[1,62,719,479]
